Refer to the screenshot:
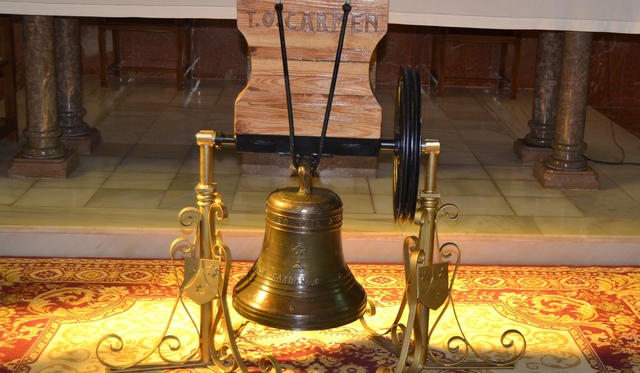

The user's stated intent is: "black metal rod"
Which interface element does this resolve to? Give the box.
[313,0,352,171]
[275,0,297,168]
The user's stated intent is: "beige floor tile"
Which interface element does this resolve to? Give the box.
[231,190,271,213]
[438,164,491,180]
[315,177,371,195]
[149,109,211,133]
[371,193,393,215]
[218,211,266,231]
[444,109,497,122]
[474,151,523,166]
[429,130,471,152]
[138,130,201,146]
[97,130,145,145]
[33,171,112,189]
[13,187,98,208]
[484,165,537,181]
[89,143,134,158]
[563,182,640,218]
[534,216,640,237]
[439,214,542,236]
[102,172,176,190]
[368,177,393,195]
[439,179,502,197]
[340,193,375,214]
[458,129,516,152]
[506,197,584,217]
[494,179,566,198]
[434,89,477,102]
[422,117,456,131]
[169,87,223,109]
[159,190,203,211]
[0,177,37,205]
[593,164,640,203]
[112,101,168,114]
[439,100,487,113]
[342,214,401,234]
[169,172,201,191]
[86,189,166,209]
[125,86,178,104]
[115,157,184,174]
[127,144,192,159]
[452,119,506,132]
[74,156,123,172]
[237,175,298,192]
[439,151,481,165]
[441,195,515,216]
[96,115,157,132]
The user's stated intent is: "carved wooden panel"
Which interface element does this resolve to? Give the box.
[235,0,388,139]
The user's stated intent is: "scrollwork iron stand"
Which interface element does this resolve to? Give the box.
[361,139,527,372]
[96,130,280,373]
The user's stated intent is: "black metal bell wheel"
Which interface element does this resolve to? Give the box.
[393,66,422,223]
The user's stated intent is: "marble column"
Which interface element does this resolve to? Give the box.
[533,31,599,189]
[8,15,78,178]
[513,31,563,164]
[55,16,101,154]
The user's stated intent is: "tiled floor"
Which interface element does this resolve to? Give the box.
[1,76,640,265]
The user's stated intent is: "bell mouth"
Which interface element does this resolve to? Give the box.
[233,265,367,331]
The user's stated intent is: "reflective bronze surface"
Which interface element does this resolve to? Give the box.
[233,163,367,331]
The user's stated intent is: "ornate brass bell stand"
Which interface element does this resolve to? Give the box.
[96,131,281,373]
[95,0,526,368]
[361,140,527,372]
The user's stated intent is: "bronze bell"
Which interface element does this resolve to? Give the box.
[232,161,367,331]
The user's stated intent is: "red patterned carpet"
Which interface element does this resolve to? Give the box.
[1,257,639,372]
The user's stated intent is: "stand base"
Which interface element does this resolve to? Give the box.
[61,127,102,155]
[421,362,516,370]
[533,159,599,189]
[106,360,211,372]
[8,148,79,178]
[513,139,553,165]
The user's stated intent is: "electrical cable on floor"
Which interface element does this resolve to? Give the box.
[585,33,640,167]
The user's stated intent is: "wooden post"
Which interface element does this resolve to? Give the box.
[235,0,389,176]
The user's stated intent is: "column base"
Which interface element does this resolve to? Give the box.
[241,153,377,178]
[60,127,102,155]
[513,139,553,164]
[8,148,79,179]
[533,159,599,189]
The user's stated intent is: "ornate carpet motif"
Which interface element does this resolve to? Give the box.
[0,257,639,372]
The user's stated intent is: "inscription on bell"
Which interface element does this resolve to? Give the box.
[245,10,379,33]
[266,211,342,229]
[266,210,341,229]
[272,273,306,285]
[252,262,323,285]
[251,264,267,276]
[299,219,321,229]
[272,214,288,225]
